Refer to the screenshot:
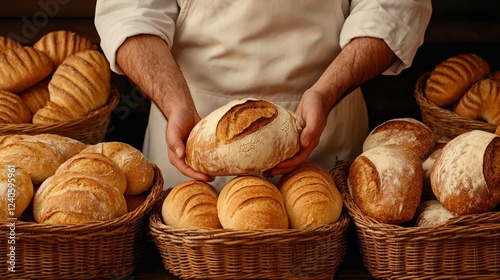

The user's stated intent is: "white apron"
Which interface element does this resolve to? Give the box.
[143,0,368,189]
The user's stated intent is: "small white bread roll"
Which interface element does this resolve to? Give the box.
[0,166,33,219]
[348,145,424,225]
[431,130,500,215]
[218,176,288,230]
[413,200,455,227]
[162,180,221,229]
[185,98,304,176]
[277,162,342,229]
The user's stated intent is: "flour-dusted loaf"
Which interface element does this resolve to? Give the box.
[0,166,33,219]
[422,142,445,200]
[362,118,436,160]
[348,145,424,225]
[162,180,221,229]
[430,130,500,215]
[277,162,342,229]
[218,176,288,230]
[453,77,500,125]
[425,54,490,108]
[413,200,455,227]
[0,90,32,124]
[185,98,304,176]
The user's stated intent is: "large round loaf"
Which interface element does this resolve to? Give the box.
[185,98,304,176]
[162,180,221,229]
[217,176,288,230]
[348,145,424,225]
[430,130,500,215]
[0,166,33,219]
[453,77,500,125]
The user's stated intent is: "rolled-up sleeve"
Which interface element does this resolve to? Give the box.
[340,0,432,75]
[94,0,179,74]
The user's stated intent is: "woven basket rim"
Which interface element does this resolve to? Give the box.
[0,163,164,233]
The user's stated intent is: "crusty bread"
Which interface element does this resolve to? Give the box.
[348,145,424,225]
[186,98,304,176]
[80,142,155,195]
[0,166,33,219]
[0,90,32,123]
[362,118,436,160]
[33,30,96,67]
[34,133,87,161]
[413,200,455,227]
[19,79,50,115]
[430,130,500,215]
[217,176,288,230]
[425,54,490,107]
[277,162,342,229]
[453,77,500,125]
[496,125,500,136]
[0,36,22,53]
[422,142,445,200]
[162,180,221,228]
[0,46,53,92]
[31,101,75,124]
[47,49,111,119]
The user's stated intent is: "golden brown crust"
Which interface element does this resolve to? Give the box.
[31,101,75,124]
[0,166,33,219]
[453,77,500,125]
[19,79,50,115]
[425,54,490,107]
[0,36,23,53]
[496,125,500,136]
[0,46,53,92]
[0,90,32,123]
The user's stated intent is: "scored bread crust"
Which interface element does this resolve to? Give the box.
[19,79,50,115]
[0,90,32,123]
[0,36,23,53]
[454,77,500,125]
[185,98,304,176]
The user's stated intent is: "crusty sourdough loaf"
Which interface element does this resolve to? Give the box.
[0,166,33,220]
[277,162,342,229]
[0,90,32,123]
[33,30,96,67]
[217,175,288,230]
[186,98,304,176]
[453,77,500,125]
[348,145,424,225]
[0,46,53,92]
[413,200,455,227]
[425,54,490,107]
[19,79,50,115]
[362,118,436,160]
[162,180,221,229]
[421,142,445,200]
[430,130,500,215]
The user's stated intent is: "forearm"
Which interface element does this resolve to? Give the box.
[115,34,196,119]
[310,37,396,111]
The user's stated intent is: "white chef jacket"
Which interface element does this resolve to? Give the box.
[95,0,432,189]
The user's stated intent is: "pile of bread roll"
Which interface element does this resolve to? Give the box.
[0,30,111,124]
[161,161,343,230]
[425,53,500,126]
[347,118,500,227]
[0,134,155,225]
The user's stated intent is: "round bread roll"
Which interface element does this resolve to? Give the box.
[422,142,445,200]
[277,162,342,229]
[162,180,221,229]
[19,79,50,115]
[453,77,500,125]
[430,130,500,215]
[0,36,22,53]
[413,200,455,227]
[425,53,490,107]
[348,145,424,225]
[362,118,436,160]
[217,176,288,230]
[80,142,155,195]
[0,166,33,219]
[185,98,304,176]
[0,90,32,124]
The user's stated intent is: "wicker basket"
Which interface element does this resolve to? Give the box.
[414,73,497,142]
[0,164,163,280]
[0,87,120,144]
[334,161,500,280]
[149,186,350,280]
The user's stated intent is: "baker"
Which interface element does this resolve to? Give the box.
[94,0,432,189]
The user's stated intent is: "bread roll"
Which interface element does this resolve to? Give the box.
[422,142,445,200]
[0,90,32,123]
[0,46,53,92]
[80,142,155,195]
[32,101,75,124]
[496,125,500,136]
[0,36,22,53]
[453,77,500,125]
[186,98,304,176]
[425,54,490,107]
[413,200,455,227]
[33,30,96,67]
[348,145,424,225]
[47,49,110,119]
[217,176,288,230]
[33,134,87,161]
[0,166,33,219]
[277,162,342,229]
[430,130,500,215]
[362,118,436,160]
[19,79,50,115]
[162,180,221,228]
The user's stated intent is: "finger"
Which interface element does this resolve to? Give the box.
[168,148,215,182]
